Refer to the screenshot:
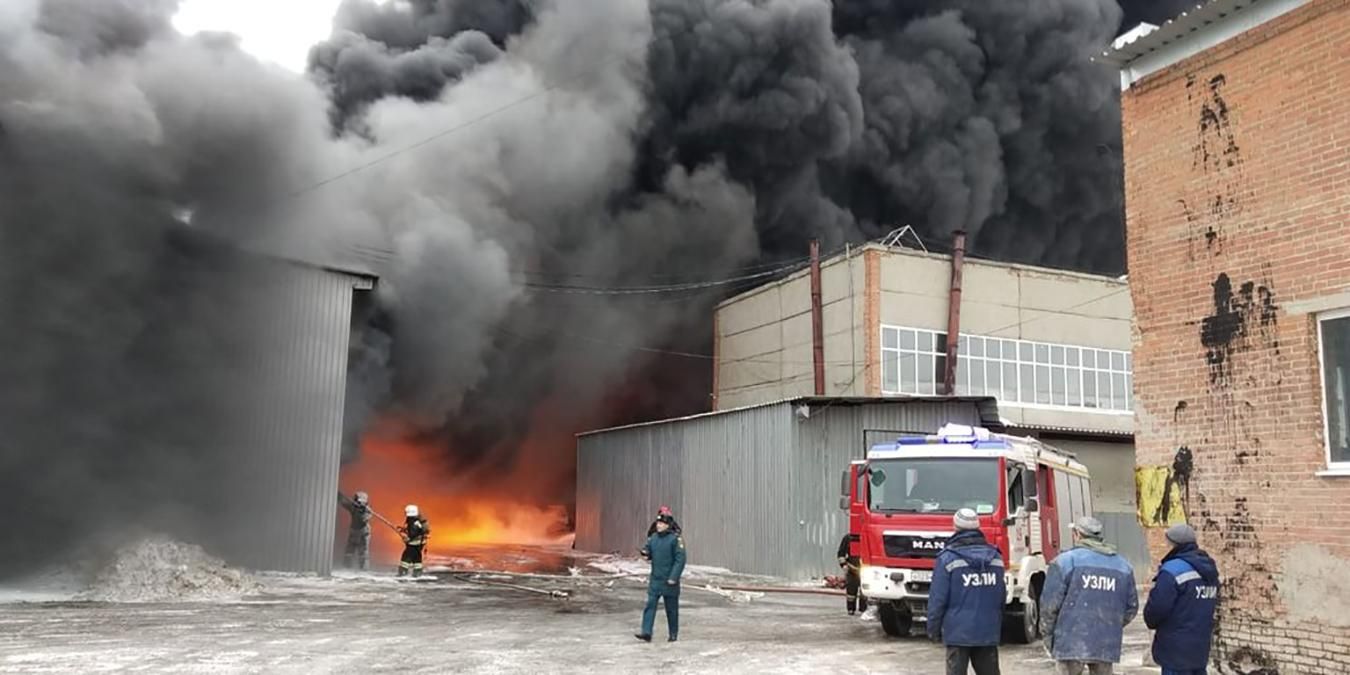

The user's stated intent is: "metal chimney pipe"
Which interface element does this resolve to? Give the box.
[944,230,966,396]
[810,239,826,396]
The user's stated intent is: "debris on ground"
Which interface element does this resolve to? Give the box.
[78,537,259,602]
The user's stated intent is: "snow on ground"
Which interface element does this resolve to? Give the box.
[0,545,1160,674]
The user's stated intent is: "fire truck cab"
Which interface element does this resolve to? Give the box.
[839,423,1092,642]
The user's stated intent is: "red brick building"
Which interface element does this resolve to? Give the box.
[1100,0,1350,672]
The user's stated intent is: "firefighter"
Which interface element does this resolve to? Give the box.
[836,533,868,615]
[645,505,682,538]
[927,508,1005,675]
[1144,524,1220,675]
[397,504,430,578]
[635,514,686,643]
[1040,517,1138,675]
[337,491,372,570]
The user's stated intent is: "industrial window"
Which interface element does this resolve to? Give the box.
[1319,310,1350,468]
[881,325,1132,412]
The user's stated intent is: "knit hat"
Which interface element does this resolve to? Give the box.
[1072,516,1104,539]
[1165,523,1197,546]
[953,508,981,531]
[657,505,673,516]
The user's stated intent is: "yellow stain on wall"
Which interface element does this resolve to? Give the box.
[1135,466,1187,527]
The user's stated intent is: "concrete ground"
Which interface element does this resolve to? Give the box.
[0,547,1159,674]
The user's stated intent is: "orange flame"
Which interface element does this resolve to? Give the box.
[338,427,573,564]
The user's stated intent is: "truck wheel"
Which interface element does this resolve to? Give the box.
[878,602,913,638]
[1003,597,1040,644]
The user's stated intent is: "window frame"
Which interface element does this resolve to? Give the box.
[1318,307,1350,471]
[879,323,1132,415]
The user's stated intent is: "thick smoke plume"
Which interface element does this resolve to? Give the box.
[2,0,1171,575]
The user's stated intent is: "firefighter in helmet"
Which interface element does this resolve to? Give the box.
[397,504,430,577]
[836,533,868,615]
[338,490,372,570]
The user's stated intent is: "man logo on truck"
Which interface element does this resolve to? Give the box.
[914,540,945,551]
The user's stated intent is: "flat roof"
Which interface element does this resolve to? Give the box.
[1096,0,1312,90]
[717,241,1127,310]
[576,395,1002,438]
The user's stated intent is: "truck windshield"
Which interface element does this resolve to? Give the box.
[868,458,999,515]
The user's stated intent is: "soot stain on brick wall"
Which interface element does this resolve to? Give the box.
[1154,445,1195,523]
[1192,74,1242,172]
[1200,274,1278,386]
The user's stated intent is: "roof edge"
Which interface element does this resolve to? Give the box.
[1097,0,1312,91]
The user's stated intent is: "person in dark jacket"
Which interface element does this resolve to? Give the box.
[1144,524,1220,675]
[635,514,686,642]
[645,505,682,538]
[338,491,372,570]
[397,504,430,578]
[927,508,1005,675]
[1041,516,1138,675]
[836,533,868,615]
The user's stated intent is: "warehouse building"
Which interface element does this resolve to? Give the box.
[171,226,386,576]
[710,240,1146,571]
[575,396,999,579]
[1099,0,1350,671]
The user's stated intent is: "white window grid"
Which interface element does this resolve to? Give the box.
[1317,308,1350,469]
[880,325,1133,413]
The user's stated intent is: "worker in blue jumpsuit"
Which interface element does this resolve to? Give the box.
[635,514,686,642]
[1144,524,1220,675]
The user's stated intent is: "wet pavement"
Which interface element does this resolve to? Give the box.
[0,545,1159,674]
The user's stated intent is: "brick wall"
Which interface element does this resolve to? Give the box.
[1124,1,1350,673]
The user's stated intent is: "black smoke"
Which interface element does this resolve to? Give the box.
[2,0,1180,575]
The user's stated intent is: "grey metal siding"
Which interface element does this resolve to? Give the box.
[789,401,985,579]
[576,399,986,579]
[223,264,362,574]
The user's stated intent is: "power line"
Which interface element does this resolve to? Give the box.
[520,261,808,295]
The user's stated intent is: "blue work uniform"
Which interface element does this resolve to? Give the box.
[1040,540,1138,664]
[927,529,1006,646]
[1144,543,1220,675]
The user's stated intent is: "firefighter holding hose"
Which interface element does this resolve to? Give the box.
[397,504,430,578]
[337,491,373,571]
[836,533,868,615]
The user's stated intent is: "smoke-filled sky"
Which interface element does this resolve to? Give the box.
[2,0,1194,574]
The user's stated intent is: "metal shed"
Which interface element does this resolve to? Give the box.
[174,228,389,576]
[575,396,1000,580]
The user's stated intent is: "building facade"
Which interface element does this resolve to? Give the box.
[575,397,999,579]
[1102,0,1350,671]
[712,243,1147,570]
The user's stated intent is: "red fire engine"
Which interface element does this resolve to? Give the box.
[839,423,1093,642]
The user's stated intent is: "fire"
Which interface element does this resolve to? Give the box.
[338,429,572,564]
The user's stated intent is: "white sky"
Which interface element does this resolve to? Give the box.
[173,0,346,72]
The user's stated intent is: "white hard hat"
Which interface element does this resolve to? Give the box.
[354,491,368,504]
[405,504,419,517]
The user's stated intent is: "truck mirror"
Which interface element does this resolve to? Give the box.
[870,469,887,486]
[1025,496,1039,513]
[840,469,850,497]
[1023,468,1038,497]
[838,496,849,511]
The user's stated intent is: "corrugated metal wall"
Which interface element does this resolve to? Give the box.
[222,263,367,574]
[789,400,986,578]
[575,399,985,579]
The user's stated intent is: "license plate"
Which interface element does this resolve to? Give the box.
[910,570,932,583]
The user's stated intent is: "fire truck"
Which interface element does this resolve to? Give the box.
[839,423,1093,642]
